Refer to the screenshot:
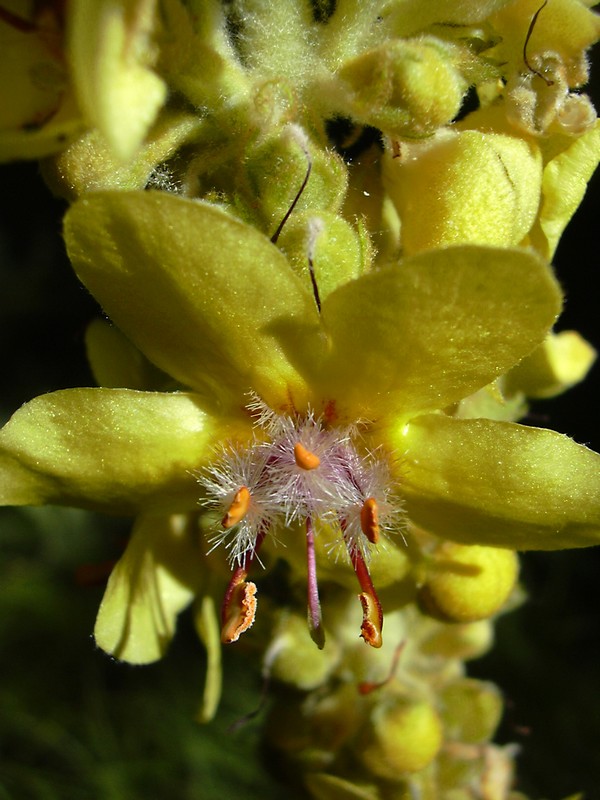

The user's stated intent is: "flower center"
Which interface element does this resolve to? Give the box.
[200,396,404,649]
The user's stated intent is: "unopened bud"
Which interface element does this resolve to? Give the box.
[418,543,518,624]
[359,696,443,778]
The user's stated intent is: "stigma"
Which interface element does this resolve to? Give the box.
[200,396,404,649]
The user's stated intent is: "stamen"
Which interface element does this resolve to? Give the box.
[360,497,380,544]
[294,442,321,471]
[221,575,258,644]
[220,528,266,643]
[202,396,405,647]
[358,592,383,649]
[221,486,251,528]
[358,641,406,695]
[350,546,383,649]
[306,517,325,649]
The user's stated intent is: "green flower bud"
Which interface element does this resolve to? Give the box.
[358,696,443,778]
[337,37,468,138]
[418,543,519,623]
[41,111,201,199]
[241,126,348,234]
[268,612,340,690]
[277,212,366,301]
[420,619,493,662]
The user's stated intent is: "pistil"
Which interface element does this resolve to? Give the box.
[306,517,325,649]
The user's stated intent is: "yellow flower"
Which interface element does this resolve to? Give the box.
[1,190,599,669]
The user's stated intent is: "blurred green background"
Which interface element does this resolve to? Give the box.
[2,106,600,799]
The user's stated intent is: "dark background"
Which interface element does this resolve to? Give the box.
[1,78,600,800]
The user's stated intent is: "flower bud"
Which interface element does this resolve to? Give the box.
[420,619,493,662]
[418,543,518,623]
[383,130,542,255]
[441,678,503,744]
[338,38,468,138]
[41,111,201,199]
[359,696,443,778]
[277,212,366,301]
[505,330,596,400]
[242,126,348,233]
[268,613,340,690]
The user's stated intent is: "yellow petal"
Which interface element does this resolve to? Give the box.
[0,388,248,513]
[505,330,597,399]
[394,413,600,550]
[64,191,323,412]
[67,0,167,161]
[383,130,542,255]
[530,121,600,259]
[318,245,561,421]
[94,513,202,663]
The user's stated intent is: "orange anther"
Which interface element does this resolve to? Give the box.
[360,497,380,544]
[221,580,258,644]
[294,442,321,470]
[221,486,251,528]
[358,592,383,649]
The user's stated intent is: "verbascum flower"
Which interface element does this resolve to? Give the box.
[2,1,600,796]
[1,189,599,662]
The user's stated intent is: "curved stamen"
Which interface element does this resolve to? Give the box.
[343,520,383,648]
[221,577,257,644]
[220,528,267,644]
